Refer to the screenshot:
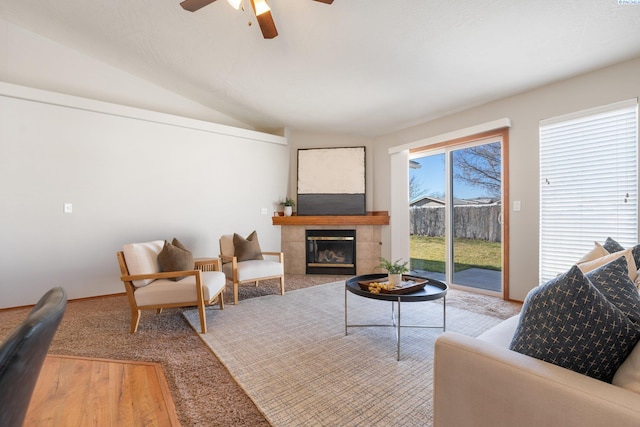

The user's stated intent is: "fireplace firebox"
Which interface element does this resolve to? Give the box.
[306,230,356,275]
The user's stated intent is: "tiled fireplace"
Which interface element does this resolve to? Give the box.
[279,224,384,275]
[273,211,389,275]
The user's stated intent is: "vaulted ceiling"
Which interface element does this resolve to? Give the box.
[2,0,640,136]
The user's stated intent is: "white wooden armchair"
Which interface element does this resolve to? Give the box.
[117,240,225,333]
[219,232,285,305]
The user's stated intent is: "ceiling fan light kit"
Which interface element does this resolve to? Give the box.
[180,0,334,39]
[249,0,277,39]
[226,0,242,10]
[251,0,271,16]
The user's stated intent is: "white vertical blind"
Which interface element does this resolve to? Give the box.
[539,99,638,283]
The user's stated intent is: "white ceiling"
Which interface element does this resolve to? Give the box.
[2,0,640,136]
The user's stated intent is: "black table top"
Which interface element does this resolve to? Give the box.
[346,273,448,302]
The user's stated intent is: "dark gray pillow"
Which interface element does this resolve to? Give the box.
[600,238,640,277]
[157,239,194,281]
[632,245,640,272]
[510,265,640,383]
[233,231,264,262]
[603,237,625,253]
[585,255,640,327]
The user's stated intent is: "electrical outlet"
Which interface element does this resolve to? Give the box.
[63,203,73,214]
[261,207,268,216]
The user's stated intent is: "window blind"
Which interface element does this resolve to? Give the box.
[539,99,638,283]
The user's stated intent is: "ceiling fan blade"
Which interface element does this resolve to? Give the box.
[180,0,217,12]
[313,0,334,4]
[255,11,278,39]
[250,0,278,39]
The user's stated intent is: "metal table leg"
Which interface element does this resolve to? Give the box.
[397,297,401,361]
[344,286,348,335]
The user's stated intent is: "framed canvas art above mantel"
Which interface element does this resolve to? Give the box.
[297,147,366,216]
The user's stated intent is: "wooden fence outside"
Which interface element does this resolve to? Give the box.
[410,204,502,242]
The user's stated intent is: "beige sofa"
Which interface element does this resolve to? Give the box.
[433,315,640,427]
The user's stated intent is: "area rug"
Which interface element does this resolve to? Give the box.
[183,281,504,426]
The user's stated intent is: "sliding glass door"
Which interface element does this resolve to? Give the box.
[410,136,504,295]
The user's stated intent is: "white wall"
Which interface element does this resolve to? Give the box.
[0,17,290,308]
[0,84,288,308]
[0,20,296,311]
[284,129,374,211]
[373,57,640,301]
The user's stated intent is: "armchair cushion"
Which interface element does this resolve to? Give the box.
[122,240,164,287]
[157,238,194,281]
[219,234,234,262]
[222,259,284,282]
[233,231,264,262]
[134,271,226,306]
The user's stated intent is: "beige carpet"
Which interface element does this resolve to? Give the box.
[0,275,521,426]
[0,274,355,427]
[183,281,517,426]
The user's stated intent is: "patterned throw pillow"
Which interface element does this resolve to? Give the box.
[633,245,640,274]
[603,237,626,253]
[585,256,640,327]
[510,265,640,383]
[578,247,638,282]
[599,238,640,278]
[157,238,194,281]
[233,230,264,262]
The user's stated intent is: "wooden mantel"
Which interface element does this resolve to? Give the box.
[272,211,389,226]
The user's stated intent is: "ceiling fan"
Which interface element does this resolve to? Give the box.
[180,0,334,39]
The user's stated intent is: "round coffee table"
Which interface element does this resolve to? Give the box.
[345,273,448,360]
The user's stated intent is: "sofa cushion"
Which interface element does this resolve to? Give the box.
[577,241,609,263]
[122,240,164,287]
[157,238,194,281]
[233,231,264,262]
[477,315,520,348]
[510,265,640,383]
[584,255,640,327]
[613,340,640,393]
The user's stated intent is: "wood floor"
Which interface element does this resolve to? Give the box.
[25,354,180,426]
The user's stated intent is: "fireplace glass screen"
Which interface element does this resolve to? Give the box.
[306,230,356,275]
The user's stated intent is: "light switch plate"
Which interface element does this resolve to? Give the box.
[513,201,521,211]
[63,203,73,214]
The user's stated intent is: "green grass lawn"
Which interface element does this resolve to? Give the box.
[410,235,501,273]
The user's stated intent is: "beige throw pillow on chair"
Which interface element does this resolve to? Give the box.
[233,231,264,262]
[157,238,194,281]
